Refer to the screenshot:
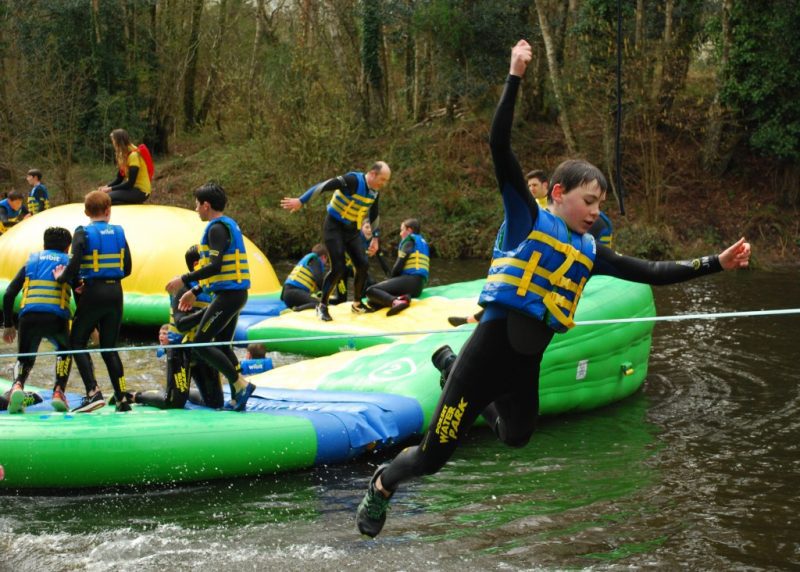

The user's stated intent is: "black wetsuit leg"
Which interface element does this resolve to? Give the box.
[70,281,126,398]
[191,289,247,384]
[13,312,71,390]
[191,359,224,409]
[365,275,424,308]
[107,188,148,205]
[344,234,370,303]
[379,317,551,492]
[320,217,361,304]
[136,347,191,409]
[281,285,318,311]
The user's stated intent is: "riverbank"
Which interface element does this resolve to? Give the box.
[31,117,800,267]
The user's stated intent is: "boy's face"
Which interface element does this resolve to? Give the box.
[195,200,211,221]
[550,180,605,235]
[26,174,38,186]
[527,177,548,199]
[399,223,412,239]
[8,198,22,211]
[158,327,169,345]
[361,221,373,239]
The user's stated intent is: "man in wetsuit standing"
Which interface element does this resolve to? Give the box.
[280,161,390,321]
[166,182,255,411]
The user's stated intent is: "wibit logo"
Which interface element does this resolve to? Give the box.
[368,357,417,383]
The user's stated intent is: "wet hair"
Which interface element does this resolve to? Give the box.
[525,169,547,183]
[549,159,608,196]
[185,245,201,271]
[27,169,43,181]
[194,182,227,211]
[311,243,328,258]
[43,227,72,251]
[6,189,24,201]
[84,190,111,215]
[402,218,420,234]
[247,343,267,359]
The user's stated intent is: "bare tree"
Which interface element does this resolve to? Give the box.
[184,0,204,129]
[534,0,577,154]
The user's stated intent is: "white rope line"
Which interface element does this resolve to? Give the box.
[1,307,798,361]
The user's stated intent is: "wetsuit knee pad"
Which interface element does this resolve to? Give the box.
[493,417,535,448]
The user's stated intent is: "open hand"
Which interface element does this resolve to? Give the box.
[178,289,196,312]
[280,197,302,212]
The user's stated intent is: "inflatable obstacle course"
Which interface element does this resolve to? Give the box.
[0,204,281,326]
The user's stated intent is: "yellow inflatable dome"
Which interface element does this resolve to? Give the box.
[0,204,280,325]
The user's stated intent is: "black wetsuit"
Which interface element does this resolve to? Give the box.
[300,174,380,305]
[365,239,425,308]
[379,74,724,492]
[136,285,224,409]
[3,269,72,391]
[180,220,247,387]
[57,226,132,399]
[106,160,148,205]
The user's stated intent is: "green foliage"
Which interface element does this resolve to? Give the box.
[722,0,800,162]
[615,223,674,260]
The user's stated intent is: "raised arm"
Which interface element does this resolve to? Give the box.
[490,40,538,248]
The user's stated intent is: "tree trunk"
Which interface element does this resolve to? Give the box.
[651,0,673,106]
[246,0,266,139]
[403,2,414,119]
[91,0,102,44]
[197,0,229,127]
[702,0,732,173]
[413,35,431,123]
[656,1,702,119]
[361,0,385,126]
[534,0,578,154]
[183,0,204,129]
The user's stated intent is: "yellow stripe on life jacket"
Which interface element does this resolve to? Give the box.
[20,277,70,310]
[81,249,124,272]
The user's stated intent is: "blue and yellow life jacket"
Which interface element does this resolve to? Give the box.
[0,199,25,234]
[594,211,614,248]
[285,253,321,293]
[326,172,377,227]
[478,209,596,333]
[240,358,274,376]
[167,286,212,343]
[19,250,71,319]
[27,184,50,214]
[198,216,250,292]
[79,222,127,281]
[399,233,430,282]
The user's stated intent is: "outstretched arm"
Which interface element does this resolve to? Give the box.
[593,238,751,284]
[280,174,357,212]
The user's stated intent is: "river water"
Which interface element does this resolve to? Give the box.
[1,261,798,571]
